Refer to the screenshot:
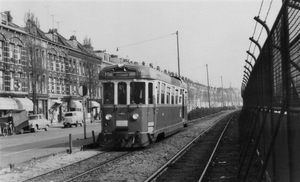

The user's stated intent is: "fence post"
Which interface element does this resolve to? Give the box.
[69,133,72,154]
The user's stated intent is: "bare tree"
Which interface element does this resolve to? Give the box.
[24,11,46,114]
[83,36,93,54]
[24,10,40,33]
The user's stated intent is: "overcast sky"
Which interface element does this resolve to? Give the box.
[1,0,283,89]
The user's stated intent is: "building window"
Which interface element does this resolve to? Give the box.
[4,71,10,91]
[42,75,46,94]
[14,72,21,91]
[66,80,70,95]
[73,60,76,74]
[82,63,85,75]
[0,41,3,62]
[9,43,13,59]
[61,57,65,72]
[56,56,60,72]
[0,71,3,91]
[79,62,82,75]
[56,78,60,94]
[69,82,73,95]
[48,77,52,93]
[65,58,68,72]
[61,79,65,94]
[53,78,56,93]
[42,50,46,69]
[73,83,76,95]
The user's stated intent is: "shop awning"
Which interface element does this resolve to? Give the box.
[49,100,62,111]
[71,100,82,108]
[0,97,18,110]
[90,101,100,108]
[13,98,34,111]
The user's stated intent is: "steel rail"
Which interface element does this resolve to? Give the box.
[22,148,112,182]
[144,114,230,182]
[63,151,134,182]
[198,113,236,182]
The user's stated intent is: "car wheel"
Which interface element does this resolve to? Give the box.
[31,128,36,132]
[68,123,72,128]
[19,129,24,134]
[45,125,49,131]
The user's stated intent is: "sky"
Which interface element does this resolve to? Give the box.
[0,0,283,89]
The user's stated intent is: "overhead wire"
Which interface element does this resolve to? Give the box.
[116,32,176,51]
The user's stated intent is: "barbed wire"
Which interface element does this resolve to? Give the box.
[246,0,274,65]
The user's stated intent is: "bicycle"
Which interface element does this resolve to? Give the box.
[2,122,13,137]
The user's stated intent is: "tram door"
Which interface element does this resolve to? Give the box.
[148,82,156,135]
[182,89,185,119]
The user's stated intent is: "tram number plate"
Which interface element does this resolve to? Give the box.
[116,120,128,127]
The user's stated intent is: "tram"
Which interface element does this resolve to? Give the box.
[97,63,188,148]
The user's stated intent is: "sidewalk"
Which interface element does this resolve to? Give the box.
[0,134,98,173]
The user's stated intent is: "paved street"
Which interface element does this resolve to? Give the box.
[0,122,101,169]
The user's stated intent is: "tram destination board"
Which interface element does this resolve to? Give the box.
[105,71,137,77]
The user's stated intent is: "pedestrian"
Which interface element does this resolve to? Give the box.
[7,110,13,135]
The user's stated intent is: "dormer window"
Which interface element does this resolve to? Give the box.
[53,34,58,42]
[1,13,7,25]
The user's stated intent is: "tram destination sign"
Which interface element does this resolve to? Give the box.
[105,71,137,77]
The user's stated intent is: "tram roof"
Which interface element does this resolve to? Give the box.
[99,63,187,88]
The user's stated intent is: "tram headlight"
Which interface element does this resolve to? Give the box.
[105,114,112,121]
[132,113,139,120]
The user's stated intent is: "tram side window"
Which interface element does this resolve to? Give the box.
[179,89,182,104]
[171,87,175,104]
[118,82,127,104]
[161,83,165,104]
[103,82,114,104]
[166,87,170,104]
[157,82,160,104]
[148,83,153,104]
[175,89,178,104]
[130,82,145,104]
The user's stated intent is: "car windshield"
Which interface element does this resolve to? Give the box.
[65,113,74,117]
[29,116,38,120]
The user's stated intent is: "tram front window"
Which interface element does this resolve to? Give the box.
[118,82,127,104]
[130,82,145,104]
[103,83,114,104]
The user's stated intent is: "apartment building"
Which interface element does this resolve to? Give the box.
[0,11,114,122]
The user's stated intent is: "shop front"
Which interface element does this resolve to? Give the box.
[0,97,18,117]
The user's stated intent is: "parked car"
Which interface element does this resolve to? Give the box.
[26,114,50,132]
[63,111,83,127]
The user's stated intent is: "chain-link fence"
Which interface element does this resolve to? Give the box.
[239,1,300,181]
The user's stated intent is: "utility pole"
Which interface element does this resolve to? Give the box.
[206,64,210,108]
[176,31,180,77]
[221,76,224,107]
[56,21,63,32]
[44,6,50,30]
[51,15,54,30]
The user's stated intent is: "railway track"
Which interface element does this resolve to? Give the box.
[146,112,238,182]
[23,149,134,182]
[18,110,237,182]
